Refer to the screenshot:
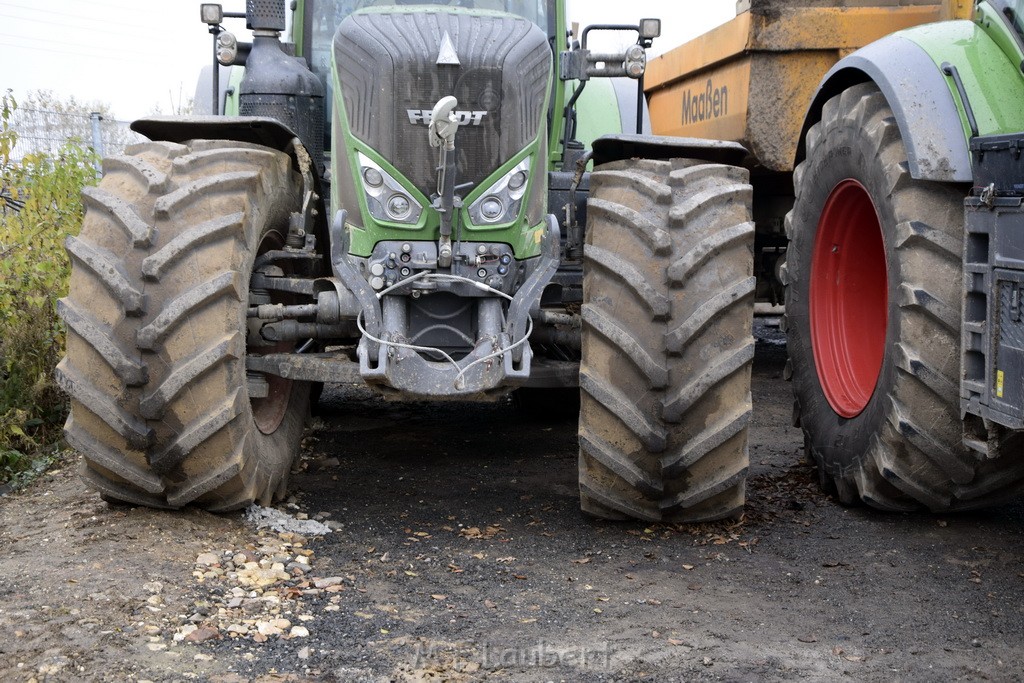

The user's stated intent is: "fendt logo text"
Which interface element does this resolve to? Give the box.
[407,110,489,126]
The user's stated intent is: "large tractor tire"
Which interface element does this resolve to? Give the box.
[578,159,755,522]
[57,140,310,511]
[786,83,1024,511]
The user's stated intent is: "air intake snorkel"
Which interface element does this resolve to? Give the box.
[239,0,326,175]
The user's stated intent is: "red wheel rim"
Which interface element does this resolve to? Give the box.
[810,179,888,418]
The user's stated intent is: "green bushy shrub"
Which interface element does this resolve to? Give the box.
[0,91,97,485]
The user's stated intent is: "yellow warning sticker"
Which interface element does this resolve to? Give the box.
[996,370,1005,399]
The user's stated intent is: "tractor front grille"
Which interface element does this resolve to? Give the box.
[333,9,551,195]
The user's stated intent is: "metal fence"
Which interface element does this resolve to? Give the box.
[7,107,145,161]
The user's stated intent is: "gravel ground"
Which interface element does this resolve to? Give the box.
[1,330,1023,682]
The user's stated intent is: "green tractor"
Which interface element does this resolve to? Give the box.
[786,0,1024,510]
[57,0,756,521]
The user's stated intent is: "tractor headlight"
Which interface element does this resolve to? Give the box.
[624,44,647,79]
[200,4,223,25]
[216,31,238,66]
[358,153,423,225]
[387,194,412,220]
[468,158,531,226]
[639,18,661,41]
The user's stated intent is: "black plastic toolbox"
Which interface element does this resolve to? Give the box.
[970,133,1024,195]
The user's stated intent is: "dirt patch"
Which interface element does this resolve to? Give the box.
[2,336,1023,681]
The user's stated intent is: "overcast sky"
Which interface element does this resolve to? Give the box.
[0,0,735,121]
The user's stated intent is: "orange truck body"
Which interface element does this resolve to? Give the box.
[645,0,972,173]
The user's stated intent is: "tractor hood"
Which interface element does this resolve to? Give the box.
[333,8,551,195]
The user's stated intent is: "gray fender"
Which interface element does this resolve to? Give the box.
[131,116,302,157]
[798,34,971,182]
[132,116,329,265]
[592,134,747,168]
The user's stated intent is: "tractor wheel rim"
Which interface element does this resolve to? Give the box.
[810,179,888,419]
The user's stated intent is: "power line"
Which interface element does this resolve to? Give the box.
[0,30,136,58]
[0,11,139,39]
[74,0,158,12]
[0,1,155,31]
[0,38,131,63]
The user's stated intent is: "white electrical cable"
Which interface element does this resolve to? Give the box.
[453,315,533,390]
[374,271,513,301]
[356,311,461,373]
[428,273,516,301]
[356,269,534,390]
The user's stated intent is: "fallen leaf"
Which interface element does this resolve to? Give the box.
[431,594,447,601]
[593,608,602,613]
[681,564,695,571]
[414,531,430,537]
[668,639,687,647]
[572,557,591,565]
[596,597,609,602]
[519,618,537,624]
[514,574,527,580]
[460,525,504,540]
[484,599,497,609]
[404,570,418,577]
